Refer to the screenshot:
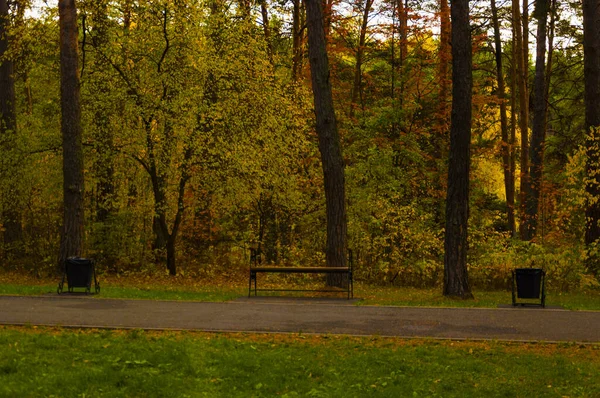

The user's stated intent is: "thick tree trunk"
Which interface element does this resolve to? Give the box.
[443,0,473,299]
[58,0,85,271]
[491,0,516,237]
[350,0,373,116]
[523,0,549,240]
[583,0,600,277]
[305,0,347,286]
[0,0,23,248]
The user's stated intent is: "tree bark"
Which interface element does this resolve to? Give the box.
[292,0,305,81]
[58,0,85,271]
[491,0,515,237]
[350,0,373,116]
[0,0,23,248]
[259,0,274,65]
[443,0,473,299]
[513,0,529,239]
[583,0,600,277]
[523,0,549,240]
[305,0,347,285]
[437,0,451,133]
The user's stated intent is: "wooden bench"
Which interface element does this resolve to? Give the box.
[248,249,353,299]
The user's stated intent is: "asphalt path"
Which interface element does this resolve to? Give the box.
[0,295,599,343]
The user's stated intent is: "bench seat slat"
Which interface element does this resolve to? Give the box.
[250,266,349,273]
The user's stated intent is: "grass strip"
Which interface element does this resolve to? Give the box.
[0,327,599,397]
[1,273,599,310]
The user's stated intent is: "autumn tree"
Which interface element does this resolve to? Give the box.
[491,0,515,237]
[583,0,600,276]
[305,0,348,280]
[514,0,529,239]
[349,0,374,116]
[443,0,473,299]
[58,0,85,270]
[0,0,23,251]
[523,0,550,240]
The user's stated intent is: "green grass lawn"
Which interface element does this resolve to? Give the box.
[1,327,598,397]
[2,277,600,310]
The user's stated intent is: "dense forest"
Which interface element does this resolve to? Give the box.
[1,0,599,293]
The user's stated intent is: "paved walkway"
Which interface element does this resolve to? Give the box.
[0,295,599,343]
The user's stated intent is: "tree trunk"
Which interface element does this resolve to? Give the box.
[491,0,515,237]
[292,0,305,81]
[305,0,347,286]
[513,0,529,239]
[443,0,473,299]
[437,0,451,132]
[583,0,600,277]
[510,15,519,238]
[260,0,274,65]
[58,0,85,271]
[350,0,373,116]
[0,0,23,249]
[523,0,549,241]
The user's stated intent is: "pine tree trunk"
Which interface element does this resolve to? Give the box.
[523,0,549,241]
[305,0,348,286]
[513,0,529,239]
[58,0,85,272]
[583,0,600,277]
[292,0,304,81]
[443,0,473,299]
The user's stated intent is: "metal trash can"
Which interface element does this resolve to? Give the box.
[57,257,100,294]
[512,268,545,307]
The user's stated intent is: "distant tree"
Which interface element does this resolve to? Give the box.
[524,0,550,240]
[515,0,530,239]
[305,0,348,282]
[491,0,515,237]
[0,0,23,250]
[58,0,85,270]
[583,0,600,276]
[350,0,374,116]
[443,0,473,299]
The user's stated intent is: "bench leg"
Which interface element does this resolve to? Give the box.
[249,271,258,297]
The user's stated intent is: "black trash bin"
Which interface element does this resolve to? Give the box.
[512,268,545,307]
[57,257,100,294]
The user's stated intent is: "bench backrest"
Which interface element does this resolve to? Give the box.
[249,247,353,270]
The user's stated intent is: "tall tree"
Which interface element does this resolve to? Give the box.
[58,0,85,270]
[259,0,274,65]
[513,0,529,239]
[305,0,348,281]
[350,0,374,116]
[523,0,550,240]
[0,0,23,249]
[86,0,115,224]
[443,0,473,299]
[292,0,305,81]
[437,0,451,132]
[491,0,516,237]
[583,0,600,276]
